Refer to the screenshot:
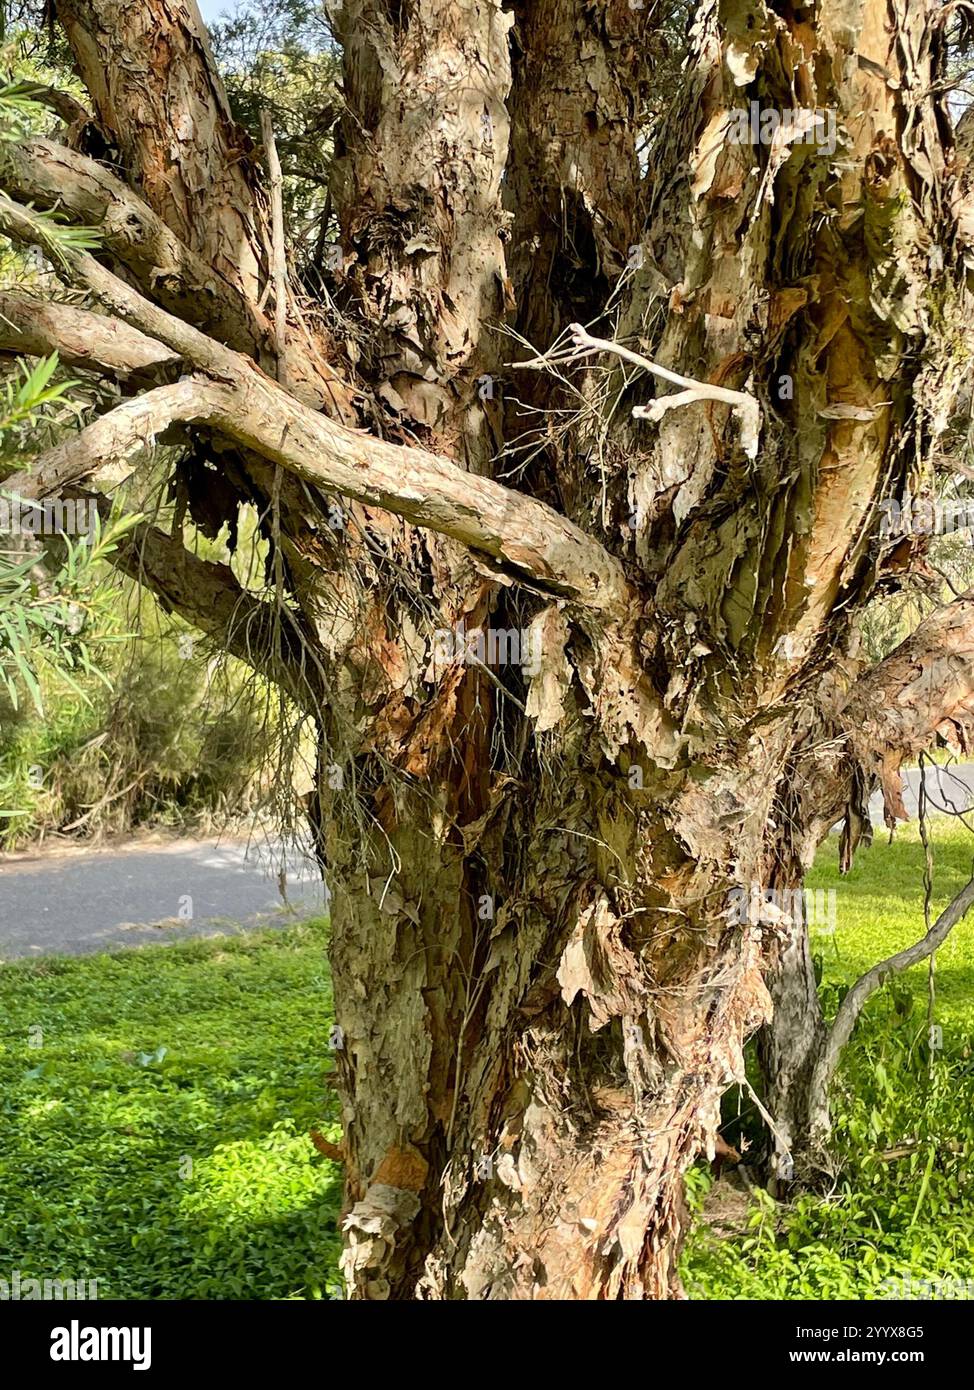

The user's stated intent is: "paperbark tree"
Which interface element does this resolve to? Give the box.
[4,0,974,1297]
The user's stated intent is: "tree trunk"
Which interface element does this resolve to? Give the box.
[757,913,826,1179]
[328,0,958,1296]
[14,0,968,1298]
[329,740,779,1298]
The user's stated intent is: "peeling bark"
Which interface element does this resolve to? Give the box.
[54,0,268,309]
[0,290,179,378]
[331,0,513,469]
[5,0,970,1299]
[0,137,270,357]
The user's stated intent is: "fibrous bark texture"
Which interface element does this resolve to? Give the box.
[3,0,971,1298]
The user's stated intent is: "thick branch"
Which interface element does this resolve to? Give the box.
[807,876,974,1136]
[53,0,267,308]
[0,291,179,379]
[2,380,203,495]
[0,137,359,419]
[843,588,974,771]
[0,192,632,616]
[28,86,92,127]
[13,377,632,616]
[0,190,241,378]
[0,137,269,360]
[49,1,352,416]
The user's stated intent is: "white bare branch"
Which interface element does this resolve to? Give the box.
[565,323,762,459]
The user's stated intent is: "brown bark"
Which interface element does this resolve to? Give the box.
[54,0,268,311]
[50,0,356,413]
[0,136,270,357]
[0,290,179,378]
[3,0,968,1300]
[330,0,513,470]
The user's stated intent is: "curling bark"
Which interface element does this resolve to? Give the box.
[5,0,968,1297]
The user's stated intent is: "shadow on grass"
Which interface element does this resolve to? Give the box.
[0,921,344,1298]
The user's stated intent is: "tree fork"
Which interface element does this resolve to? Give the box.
[6,0,969,1299]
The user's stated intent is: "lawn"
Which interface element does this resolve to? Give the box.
[3,821,974,1301]
[0,920,344,1299]
[684,818,974,1299]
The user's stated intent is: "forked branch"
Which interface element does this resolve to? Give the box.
[9,374,633,615]
[519,322,762,459]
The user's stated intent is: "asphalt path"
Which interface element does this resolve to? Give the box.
[1,765,972,960]
[0,835,327,960]
[866,762,974,822]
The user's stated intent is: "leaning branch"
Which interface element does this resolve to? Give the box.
[0,191,245,379]
[0,191,633,614]
[10,374,633,617]
[0,379,207,497]
[0,137,270,362]
[26,85,92,127]
[53,0,266,310]
[807,876,974,1137]
[0,291,180,379]
[0,146,356,420]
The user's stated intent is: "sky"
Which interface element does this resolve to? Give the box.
[196,0,232,26]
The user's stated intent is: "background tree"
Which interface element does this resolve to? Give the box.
[3,0,974,1300]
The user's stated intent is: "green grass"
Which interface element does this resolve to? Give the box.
[684,819,974,1300]
[808,817,974,1028]
[5,823,974,1301]
[0,920,343,1299]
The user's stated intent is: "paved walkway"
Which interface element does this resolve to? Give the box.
[0,835,326,960]
[1,764,971,961]
[866,763,974,822]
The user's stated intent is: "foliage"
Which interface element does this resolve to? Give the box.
[0,64,47,136]
[0,352,76,438]
[0,351,146,727]
[0,577,287,846]
[210,0,340,284]
[0,49,283,841]
[0,920,343,1299]
[0,51,129,725]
